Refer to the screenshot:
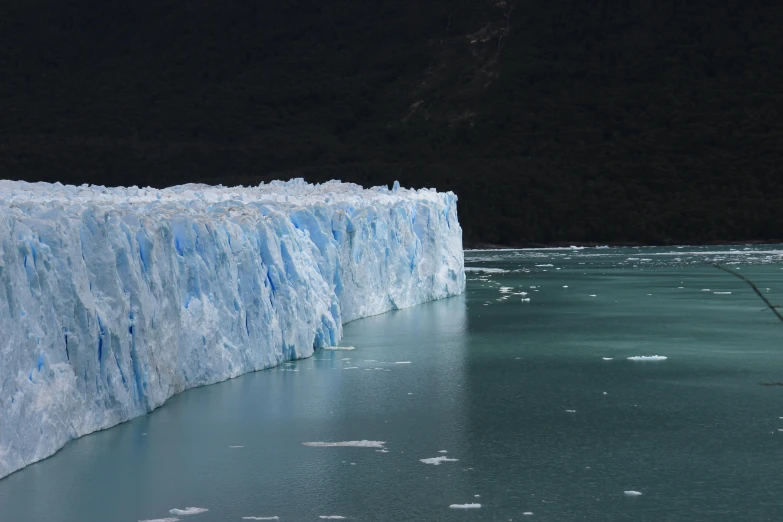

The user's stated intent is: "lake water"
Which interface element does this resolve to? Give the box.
[1,245,783,521]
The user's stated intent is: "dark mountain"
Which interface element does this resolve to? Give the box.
[2,0,782,246]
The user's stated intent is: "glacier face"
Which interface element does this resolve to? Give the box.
[0,179,464,479]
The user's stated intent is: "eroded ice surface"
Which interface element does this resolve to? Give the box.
[0,179,464,478]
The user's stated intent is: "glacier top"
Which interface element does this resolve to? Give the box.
[0,179,455,207]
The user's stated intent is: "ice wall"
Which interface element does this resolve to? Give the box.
[0,179,464,479]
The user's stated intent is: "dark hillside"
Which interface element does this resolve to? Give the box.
[1,0,782,245]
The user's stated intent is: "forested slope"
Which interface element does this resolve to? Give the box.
[2,0,781,245]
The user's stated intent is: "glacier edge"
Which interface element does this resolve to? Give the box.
[0,179,465,479]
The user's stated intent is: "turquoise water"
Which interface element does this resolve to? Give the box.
[1,245,783,521]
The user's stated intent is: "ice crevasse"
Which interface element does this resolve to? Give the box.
[0,179,465,478]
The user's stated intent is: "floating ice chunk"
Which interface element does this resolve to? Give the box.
[319,517,346,520]
[169,507,208,516]
[562,285,568,288]
[438,450,448,453]
[242,518,280,521]
[565,410,576,413]
[420,456,459,465]
[303,441,385,448]
[589,294,597,297]
[229,445,244,448]
[713,291,732,295]
[523,512,534,516]
[521,298,531,302]
[701,289,711,292]
[343,366,359,370]
[464,267,508,273]
[395,361,412,364]
[624,491,642,496]
[602,357,613,360]
[499,287,514,293]
[535,264,554,267]
[139,518,180,522]
[323,346,355,351]
[449,504,481,509]
[627,355,667,361]
[375,449,389,453]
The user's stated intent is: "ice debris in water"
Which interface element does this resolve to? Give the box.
[319,517,346,520]
[450,504,482,509]
[0,179,464,479]
[464,267,508,273]
[714,291,732,295]
[438,450,448,453]
[323,346,356,351]
[624,491,643,496]
[627,356,668,361]
[139,518,180,522]
[420,456,459,465]
[169,508,208,516]
[242,518,280,521]
[602,357,613,360]
[303,441,386,448]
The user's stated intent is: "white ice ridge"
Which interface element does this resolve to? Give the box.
[0,179,465,479]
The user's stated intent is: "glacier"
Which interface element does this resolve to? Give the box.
[0,179,464,479]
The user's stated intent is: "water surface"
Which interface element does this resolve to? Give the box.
[1,245,782,521]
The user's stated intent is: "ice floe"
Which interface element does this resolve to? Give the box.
[169,507,208,515]
[627,356,668,361]
[464,267,508,273]
[449,503,481,509]
[303,441,385,448]
[420,456,459,465]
